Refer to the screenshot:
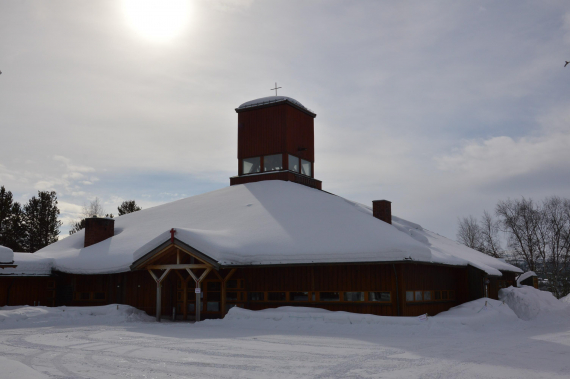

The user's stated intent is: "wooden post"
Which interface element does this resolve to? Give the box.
[156,282,162,321]
[148,268,171,322]
[186,267,211,322]
[183,279,187,320]
[221,280,226,317]
[195,283,201,322]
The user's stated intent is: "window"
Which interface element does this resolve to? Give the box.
[243,157,260,174]
[288,155,299,172]
[207,302,219,312]
[369,292,391,302]
[248,292,265,301]
[415,291,423,302]
[187,302,203,312]
[227,279,244,289]
[207,282,221,291]
[301,159,312,176]
[423,291,432,301]
[226,292,239,301]
[442,291,448,300]
[208,292,221,301]
[290,292,309,301]
[267,292,287,301]
[319,292,340,301]
[264,154,283,172]
[345,292,364,301]
[434,291,441,300]
[93,292,106,301]
[406,291,414,302]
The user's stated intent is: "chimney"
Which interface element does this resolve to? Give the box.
[372,200,392,224]
[84,217,115,247]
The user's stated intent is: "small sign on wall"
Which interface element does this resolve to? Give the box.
[195,288,201,294]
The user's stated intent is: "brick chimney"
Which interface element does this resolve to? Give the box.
[372,200,392,224]
[84,217,115,247]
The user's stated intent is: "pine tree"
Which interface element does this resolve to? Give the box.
[24,191,62,252]
[0,186,14,245]
[117,200,142,216]
[2,203,28,251]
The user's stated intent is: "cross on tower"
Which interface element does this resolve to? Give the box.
[270,82,282,96]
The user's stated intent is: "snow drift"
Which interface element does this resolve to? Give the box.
[221,298,520,331]
[499,286,569,321]
[0,245,14,263]
[0,304,153,327]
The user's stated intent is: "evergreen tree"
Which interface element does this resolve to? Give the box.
[24,191,62,252]
[117,200,142,216]
[2,203,28,251]
[0,186,14,244]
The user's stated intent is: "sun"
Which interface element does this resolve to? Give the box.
[123,0,190,42]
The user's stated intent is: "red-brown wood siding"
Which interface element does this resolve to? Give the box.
[237,104,314,163]
[1,262,491,319]
[0,277,55,306]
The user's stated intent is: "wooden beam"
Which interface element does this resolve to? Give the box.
[148,269,159,283]
[219,268,236,317]
[177,249,180,264]
[158,268,171,284]
[198,268,211,283]
[185,268,199,283]
[224,268,237,282]
[147,264,209,270]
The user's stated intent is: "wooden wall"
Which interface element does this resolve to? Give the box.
[237,103,315,163]
[1,262,501,319]
[0,277,56,307]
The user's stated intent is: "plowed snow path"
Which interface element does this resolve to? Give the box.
[1,321,570,378]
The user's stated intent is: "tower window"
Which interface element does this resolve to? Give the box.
[243,157,260,174]
[288,154,299,173]
[264,154,283,172]
[301,159,312,176]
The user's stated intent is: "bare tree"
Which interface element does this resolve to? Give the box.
[479,211,504,258]
[496,198,543,272]
[538,197,570,297]
[69,198,112,235]
[457,215,482,251]
[82,197,105,218]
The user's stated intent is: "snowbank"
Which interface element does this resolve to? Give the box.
[561,293,570,304]
[499,286,569,321]
[221,299,520,331]
[0,304,153,327]
[0,245,14,263]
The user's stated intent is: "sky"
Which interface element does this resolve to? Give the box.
[1,0,570,240]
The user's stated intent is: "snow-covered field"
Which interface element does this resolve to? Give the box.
[1,288,570,379]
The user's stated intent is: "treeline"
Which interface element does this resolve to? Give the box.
[0,186,61,252]
[0,185,142,252]
[457,196,570,298]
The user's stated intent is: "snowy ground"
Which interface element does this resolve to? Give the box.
[1,289,570,378]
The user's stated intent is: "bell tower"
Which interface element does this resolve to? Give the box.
[229,96,322,190]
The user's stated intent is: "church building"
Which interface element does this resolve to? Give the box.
[0,95,522,321]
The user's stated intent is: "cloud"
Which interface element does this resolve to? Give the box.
[435,107,570,186]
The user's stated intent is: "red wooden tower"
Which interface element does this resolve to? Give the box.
[229,96,322,190]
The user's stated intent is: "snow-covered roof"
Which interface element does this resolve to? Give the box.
[26,181,521,276]
[0,245,14,264]
[237,96,313,113]
[517,271,537,287]
[0,253,53,276]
